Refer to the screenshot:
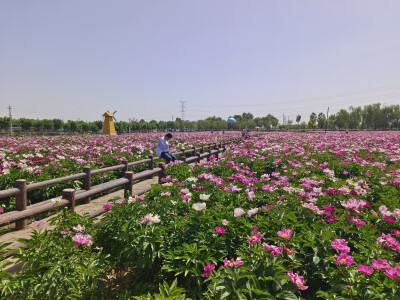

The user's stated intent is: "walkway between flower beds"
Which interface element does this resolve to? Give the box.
[0,176,159,265]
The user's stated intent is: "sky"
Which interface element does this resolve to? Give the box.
[0,0,399,123]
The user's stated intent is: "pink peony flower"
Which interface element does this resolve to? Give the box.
[103,203,112,211]
[215,227,226,235]
[222,219,229,226]
[263,243,282,257]
[334,253,355,266]
[357,265,374,275]
[277,228,293,239]
[73,225,85,232]
[32,221,44,226]
[331,239,350,253]
[372,258,391,271]
[71,233,93,248]
[287,271,308,290]
[224,257,243,267]
[385,267,400,279]
[247,234,262,244]
[202,263,215,278]
[0,208,4,214]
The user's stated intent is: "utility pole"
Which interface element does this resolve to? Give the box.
[179,101,186,120]
[325,107,329,133]
[8,105,12,135]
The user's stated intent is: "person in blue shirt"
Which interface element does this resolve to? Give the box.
[156,133,177,164]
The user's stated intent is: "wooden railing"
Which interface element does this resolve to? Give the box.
[0,139,240,231]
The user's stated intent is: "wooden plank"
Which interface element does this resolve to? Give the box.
[27,173,86,191]
[90,164,125,175]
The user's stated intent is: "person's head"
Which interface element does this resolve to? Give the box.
[165,133,173,140]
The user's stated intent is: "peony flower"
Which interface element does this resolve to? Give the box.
[73,225,85,232]
[224,257,243,267]
[357,265,374,275]
[215,227,226,235]
[72,233,93,248]
[263,243,282,257]
[32,221,44,226]
[234,208,245,218]
[192,203,206,211]
[247,234,262,244]
[143,213,161,226]
[222,219,229,226]
[202,263,215,278]
[103,203,112,211]
[199,194,210,201]
[287,271,308,290]
[331,239,350,253]
[277,228,293,239]
[372,258,391,271]
[247,207,259,217]
[385,266,400,279]
[334,253,355,266]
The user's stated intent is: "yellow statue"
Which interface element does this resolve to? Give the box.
[102,111,116,135]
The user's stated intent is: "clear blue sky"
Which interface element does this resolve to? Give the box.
[1,0,399,123]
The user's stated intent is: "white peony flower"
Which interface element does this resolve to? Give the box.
[199,194,210,201]
[192,203,207,211]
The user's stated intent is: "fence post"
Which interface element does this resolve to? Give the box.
[15,179,27,230]
[192,146,196,155]
[181,149,185,160]
[63,188,76,213]
[196,151,201,163]
[201,146,204,154]
[148,154,154,170]
[83,166,91,204]
[122,160,128,174]
[216,148,219,160]
[124,171,134,198]
[158,163,165,184]
[182,156,187,164]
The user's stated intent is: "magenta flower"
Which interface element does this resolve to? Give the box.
[202,263,215,278]
[357,265,374,275]
[215,227,226,235]
[277,228,293,239]
[32,221,44,226]
[372,258,390,271]
[103,203,112,211]
[287,271,308,290]
[71,233,93,248]
[331,239,350,253]
[224,257,243,267]
[263,243,282,257]
[334,253,355,266]
[385,267,400,279]
[247,234,262,244]
[0,208,4,214]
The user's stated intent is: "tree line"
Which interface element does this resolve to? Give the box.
[0,103,399,134]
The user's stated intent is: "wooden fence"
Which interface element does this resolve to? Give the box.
[0,139,239,232]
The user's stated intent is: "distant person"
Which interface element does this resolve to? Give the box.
[156,133,176,164]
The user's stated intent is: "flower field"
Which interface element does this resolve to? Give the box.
[0,132,236,212]
[1,131,400,299]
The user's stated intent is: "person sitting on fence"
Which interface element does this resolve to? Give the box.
[156,133,177,164]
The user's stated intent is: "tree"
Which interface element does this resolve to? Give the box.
[335,109,350,129]
[317,113,326,129]
[309,112,317,124]
[348,106,361,130]
[42,119,54,131]
[20,118,34,131]
[53,119,64,130]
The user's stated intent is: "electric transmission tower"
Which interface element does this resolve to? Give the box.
[8,105,12,135]
[179,101,186,120]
